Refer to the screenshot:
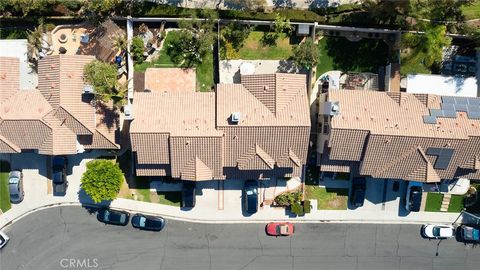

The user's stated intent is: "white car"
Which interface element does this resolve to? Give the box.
[422,224,455,239]
[0,230,9,249]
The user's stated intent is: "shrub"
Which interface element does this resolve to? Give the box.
[291,202,304,216]
[81,159,124,203]
[274,190,303,206]
[303,200,311,214]
[130,36,145,63]
[44,23,56,32]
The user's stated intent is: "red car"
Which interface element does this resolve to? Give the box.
[266,222,294,236]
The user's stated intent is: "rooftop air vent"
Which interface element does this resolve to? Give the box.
[124,104,134,120]
[231,112,241,124]
[83,85,94,94]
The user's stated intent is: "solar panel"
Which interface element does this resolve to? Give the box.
[442,110,457,118]
[423,115,437,124]
[429,109,443,117]
[441,103,455,110]
[455,97,469,105]
[427,148,454,170]
[455,104,469,112]
[467,105,480,112]
[468,111,480,119]
[442,96,456,104]
[467,98,480,106]
[426,148,442,156]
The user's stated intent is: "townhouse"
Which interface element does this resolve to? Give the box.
[318,90,480,182]
[0,55,119,155]
[130,72,311,181]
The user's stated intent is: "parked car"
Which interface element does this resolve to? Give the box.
[459,225,480,243]
[8,170,24,203]
[131,214,166,231]
[181,181,196,208]
[350,177,366,208]
[421,224,455,239]
[405,181,423,212]
[266,222,294,236]
[52,156,68,196]
[243,180,258,214]
[0,231,9,249]
[97,209,130,226]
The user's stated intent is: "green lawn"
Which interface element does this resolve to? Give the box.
[119,176,181,207]
[0,172,10,213]
[462,0,480,20]
[316,38,335,79]
[400,49,432,75]
[0,160,11,213]
[304,186,348,210]
[196,51,214,92]
[156,191,181,207]
[135,31,213,92]
[236,31,293,60]
[447,195,464,213]
[424,193,443,212]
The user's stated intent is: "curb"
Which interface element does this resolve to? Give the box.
[0,202,460,230]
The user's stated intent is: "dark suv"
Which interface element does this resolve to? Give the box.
[181,181,196,209]
[97,209,130,226]
[406,181,423,212]
[350,177,366,208]
[243,180,258,214]
[52,156,68,196]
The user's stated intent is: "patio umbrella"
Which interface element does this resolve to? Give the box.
[59,47,67,54]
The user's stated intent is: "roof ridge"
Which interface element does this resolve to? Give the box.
[255,144,275,169]
[0,133,20,153]
[288,148,302,167]
[94,128,120,149]
[57,106,94,134]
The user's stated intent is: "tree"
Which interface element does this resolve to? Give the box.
[113,35,128,54]
[261,13,292,46]
[168,10,217,67]
[221,22,252,51]
[81,159,123,203]
[401,24,451,69]
[26,20,45,69]
[83,60,126,108]
[422,24,452,67]
[291,38,319,70]
[220,22,252,59]
[166,30,210,67]
[130,36,145,63]
[273,13,292,35]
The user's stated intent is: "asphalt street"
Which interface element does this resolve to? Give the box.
[0,206,479,270]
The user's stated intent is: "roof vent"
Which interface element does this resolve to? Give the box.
[83,85,94,94]
[124,104,134,120]
[231,112,241,124]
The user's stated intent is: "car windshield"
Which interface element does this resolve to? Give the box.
[53,172,63,183]
[8,177,19,185]
[277,225,288,235]
[104,211,110,222]
[139,216,146,227]
[433,227,441,237]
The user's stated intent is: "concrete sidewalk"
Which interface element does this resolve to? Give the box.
[0,152,467,229]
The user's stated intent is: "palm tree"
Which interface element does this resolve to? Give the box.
[113,35,128,55]
[26,23,44,68]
